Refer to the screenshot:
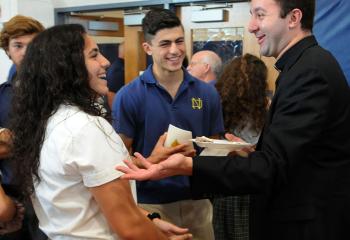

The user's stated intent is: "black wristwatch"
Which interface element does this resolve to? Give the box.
[147,212,161,221]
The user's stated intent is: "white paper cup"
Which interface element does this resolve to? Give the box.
[164,124,193,147]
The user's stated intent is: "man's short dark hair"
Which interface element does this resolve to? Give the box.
[274,0,315,31]
[142,8,182,42]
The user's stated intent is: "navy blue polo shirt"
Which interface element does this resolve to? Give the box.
[0,69,15,185]
[0,74,14,128]
[112,64,224,203]
[106,57,124,93]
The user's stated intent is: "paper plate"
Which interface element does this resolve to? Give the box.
[190,139,252,151]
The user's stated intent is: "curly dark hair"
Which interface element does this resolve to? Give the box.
[215,54,268,134]
[9,24,104,199]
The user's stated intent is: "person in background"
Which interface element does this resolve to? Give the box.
[0,127,23,236]
[182,56,189,68]
[9,23,191,240]
[112,8,224,240]
[117,0,350,239]
[216,54,268,145]
[0,184,25,236]
[0,185,16,224]
[0,188,25,236]
[0,15,46,240]
[213,54,268,240]
[187,50,222,85]
[0,15,44,128]
[106,42,125,109]
[0,128,25,235]
[7,65,16,83]
[0,128,12,159]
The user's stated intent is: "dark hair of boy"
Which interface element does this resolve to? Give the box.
[142,8,183,42]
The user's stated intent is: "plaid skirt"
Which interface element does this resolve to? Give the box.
[213,195,249,240]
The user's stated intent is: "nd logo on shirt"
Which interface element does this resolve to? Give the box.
[191,97,202,110]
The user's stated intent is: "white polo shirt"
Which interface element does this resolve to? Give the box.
[32,104,136,240]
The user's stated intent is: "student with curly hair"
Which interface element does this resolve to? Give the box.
[216,54,268,145]
[213,54,268,240]
[9,24,191,240]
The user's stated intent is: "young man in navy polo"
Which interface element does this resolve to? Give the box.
[112,8,224,240]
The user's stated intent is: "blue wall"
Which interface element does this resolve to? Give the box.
[314,0,350,85]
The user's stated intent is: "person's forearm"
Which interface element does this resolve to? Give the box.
[138,206,149,215]
[110,209,168,240]
[0,129,12,159]
[0,145,11,158]
[90,179,168,240]
[0,186,16,222]
[182,157,193,176]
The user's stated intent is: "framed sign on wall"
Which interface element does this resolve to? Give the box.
[192,27,244,64]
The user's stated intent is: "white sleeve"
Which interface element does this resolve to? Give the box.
[64,117,130,187]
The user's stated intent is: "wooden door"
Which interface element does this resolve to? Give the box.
[124,26,147,84]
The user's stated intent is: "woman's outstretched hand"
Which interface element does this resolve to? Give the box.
[153,218,192,240]
[116,152,193,181]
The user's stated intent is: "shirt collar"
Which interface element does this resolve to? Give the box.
[4,72,16,86]
[275,35,318,72]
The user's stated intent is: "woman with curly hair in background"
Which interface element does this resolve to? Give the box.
[213,53,269,240]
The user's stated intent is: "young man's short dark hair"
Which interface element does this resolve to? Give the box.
[274,0,315,30]
[142,8,182,42]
